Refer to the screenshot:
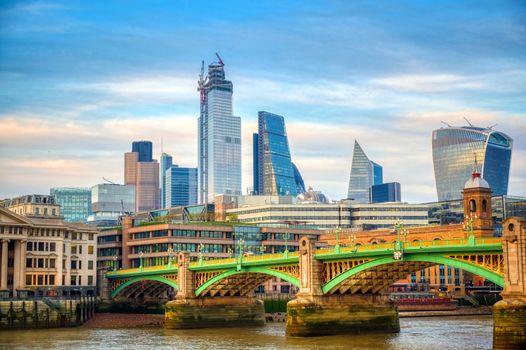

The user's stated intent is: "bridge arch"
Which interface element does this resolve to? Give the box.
[195,266,300,297]
[322,253,504,294]
[112,276,178,298]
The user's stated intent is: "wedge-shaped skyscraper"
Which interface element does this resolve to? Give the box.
[347,140,383,203]
[432,125,513,201]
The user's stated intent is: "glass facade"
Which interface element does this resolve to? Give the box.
[432,126,513,201]
[88,184,135,226]
[292,162,306,194]
[165,166,198,207]
[132,141,153,162]
[198,59,241,203]
[50,187,91,222]
[347,140,383,203]
[255,111,298,196]
[160,153,173,208]
[371,182,401,203]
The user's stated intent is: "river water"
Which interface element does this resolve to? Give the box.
[0,316,492,350]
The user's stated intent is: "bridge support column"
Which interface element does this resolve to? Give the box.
[164,252,264,329]
[286,237,399,336]
[494,218,526,350]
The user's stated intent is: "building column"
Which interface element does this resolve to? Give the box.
[18,240,26,290]
[1,239,8,290]
[12,241,21,297]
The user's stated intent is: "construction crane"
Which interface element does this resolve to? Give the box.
[463,117,474,127]
[215,52,224,66]
[102,177,116,185]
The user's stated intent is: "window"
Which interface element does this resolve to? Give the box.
[38,242,44,251]
[38,258,44,268]
[469,199,476,212]
[88,276,93,286]
[44,208,48,215]
[89,233,94,241]
[71,246,77,254]
[37,275,44,285]
[482,199,487,212]
[50,242,56,252]
[88,260,93,270]
[52,209,56,216]
[49,259,55,268]
[26,275,32,286]
[26,258,32,268]
[49,275,55,285]
[35,208,40,215]
[71,260,77,269]
[27,242,32,251]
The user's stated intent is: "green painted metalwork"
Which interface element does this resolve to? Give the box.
[111,276,178,298]
[194,266,300,296]
[321,254,504,294]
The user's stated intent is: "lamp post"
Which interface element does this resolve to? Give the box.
[259,245,266,255]
[167,247,174,268]
[335,227,341,254]
[139,251,144,270]
[348,234,357,253]
[198,243,204,265]
[393,221,405,259]
[236,238,245,271]
[463,213,477,246]
[284,233,290,258]
[112,255,118,271]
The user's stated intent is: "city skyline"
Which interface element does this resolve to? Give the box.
[1,1,525,202]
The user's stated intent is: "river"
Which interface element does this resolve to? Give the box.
[0,316,492,349]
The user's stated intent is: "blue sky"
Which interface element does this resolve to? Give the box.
[1,0,525,202]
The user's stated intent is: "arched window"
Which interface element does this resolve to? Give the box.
[469,199,476,213]
[482,199,487,212]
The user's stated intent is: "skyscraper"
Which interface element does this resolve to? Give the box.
[254,111,299,196]
[124,141,160,212]
[160,153,173,208]
[50,187,92,222]
[371,182,401,203]
[347,140,383,203]
[197,54,241,203]
[165,166,198,207]
[292,162,306,194]
[432,124,513,201]
[132,141,153,162]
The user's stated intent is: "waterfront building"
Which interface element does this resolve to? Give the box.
[87,184,135,227]
[220,195,428,229]
[160,153,173,209]
[254,111,299,196]
[50,187,92,222]
[132,140,153,162]
[124,141,160,211]
[165,166,198,207]
[197,56,242,203]
[0,195,98,297]
[432,124,513,201]
[347,140,383,203]
[371,182,401,203]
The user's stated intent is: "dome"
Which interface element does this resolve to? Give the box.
[464,171,490,189]
[297,186,329,203]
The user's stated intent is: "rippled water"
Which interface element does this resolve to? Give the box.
[0,316,492,350]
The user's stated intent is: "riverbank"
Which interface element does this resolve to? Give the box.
[82,313,164,328]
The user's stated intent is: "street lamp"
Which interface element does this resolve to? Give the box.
[112,255,118,271]
[198,243,204,265]
[335,227,341,253]
[284,233,290,258]
[237,238,245,257]
[139,251,144,270]
[167,247,174,268]
[259,245,266,255]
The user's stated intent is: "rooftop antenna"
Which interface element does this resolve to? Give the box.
[487,123,498,130]
[473,152,480,174]
[215,52,224,66]
[102,177,116,185]
[441,121,452,127]
[463,117,474,127]
[161,136,163,154]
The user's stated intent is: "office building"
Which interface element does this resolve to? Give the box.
[87,184,135,227]
[0,195,98,297]
[160,153,173,209]
[132,141,153,162]
[253,111,299,196]
[198,55,242,203]
[165,166,198,207]
[50,187,92,222]
[432,124,513,201]
[292,162,306,194]
[124,140,160,211]
[347,140,383,203]
[371,182,401,203]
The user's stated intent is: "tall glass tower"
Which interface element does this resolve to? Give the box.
[432,125,513,201]
[165,166,198,207]
[347,140,383,203]
[132,141,153,162]
[160,153,173,208]
[253,111,299,196]
[50,187,91,222]
[198,55,241,203]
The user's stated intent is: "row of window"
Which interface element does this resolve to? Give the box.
[26,258,56,269]
[27,241,56,252]
[24,274,95,286]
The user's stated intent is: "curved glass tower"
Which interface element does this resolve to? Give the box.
[347,140,383,203]
[432,125,513,201]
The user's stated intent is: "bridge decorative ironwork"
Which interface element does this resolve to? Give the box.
[107,237,503,298]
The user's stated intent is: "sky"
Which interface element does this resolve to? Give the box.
[0,0,525,203]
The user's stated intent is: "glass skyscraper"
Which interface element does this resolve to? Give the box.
[371,182,401,203]
[166,166,198,207]
[292,162,306,194]
[198,56,241,203]
[160,153,173,208]
[132,141,153,162]
[50,187,91,222]
[253,111,300,196]
[432,125,513,201]
[347,140,383,203]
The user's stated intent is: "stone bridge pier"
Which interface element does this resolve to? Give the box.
[286,237,399,336]
[493,217,526,349]
[164,252,265,329]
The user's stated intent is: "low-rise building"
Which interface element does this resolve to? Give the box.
[0,195,98,298]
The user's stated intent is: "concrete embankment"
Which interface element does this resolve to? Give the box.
[399,306,493,318]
